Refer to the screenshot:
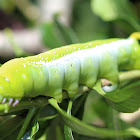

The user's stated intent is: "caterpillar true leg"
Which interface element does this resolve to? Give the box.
[8,98,14,106]
[2,98,7,104]
[12,99,20,107]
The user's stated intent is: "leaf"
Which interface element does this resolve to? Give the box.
[0,115,24,139]
[54,17,79,45]
[21,121,39,140]
[83,92,111,124]
[45,117,64,140]
[41,23,64,48]
[40,17,79,49]
[29,121,39,139]
[17,107,38,140]
[91,0,140,32]
[48,98,140,138]
[73,0,110,42]
[64,125,74,140]
[94,80,140,113]
[72,94,88,120]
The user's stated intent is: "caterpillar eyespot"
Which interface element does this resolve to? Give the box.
[0,32,140,107]
[102,84,118,93]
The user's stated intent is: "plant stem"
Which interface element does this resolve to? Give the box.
[16,107,38,140]
[119,70,140,82]
[112,109,124,140]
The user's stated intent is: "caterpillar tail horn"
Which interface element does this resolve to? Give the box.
[130,32,140,40]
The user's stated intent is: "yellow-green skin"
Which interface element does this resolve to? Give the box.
[0,37,140,104]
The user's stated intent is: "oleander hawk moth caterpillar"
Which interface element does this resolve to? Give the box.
[0,32,140,107]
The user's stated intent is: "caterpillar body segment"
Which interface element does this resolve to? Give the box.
[0,35,140,106]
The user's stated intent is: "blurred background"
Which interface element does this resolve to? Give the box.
[0,0,140,140]
[0,0,140,60]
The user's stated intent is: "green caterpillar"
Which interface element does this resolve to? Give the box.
[0,32,140,107]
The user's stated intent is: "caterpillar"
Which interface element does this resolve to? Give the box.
[0,32,140,107]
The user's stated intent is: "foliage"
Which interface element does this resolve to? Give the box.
[0,0,140,140]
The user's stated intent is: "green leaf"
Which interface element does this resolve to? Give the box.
[91,0,140,32]
[22,121,39,140]
[17,107,38,140]
[54,18,79,45]
[45,117,64,140]
[83,92,111,124]
[29,121,39,140]
[40,18,78,49]
[72,94,88,120]
[48,98,140,138]
[41,22,64,48]
[73,0,110,42]
[106,90,140,113]
[94,80,140,112]
[0,115,24,139]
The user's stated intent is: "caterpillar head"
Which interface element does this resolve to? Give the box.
[0,75,21,107]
